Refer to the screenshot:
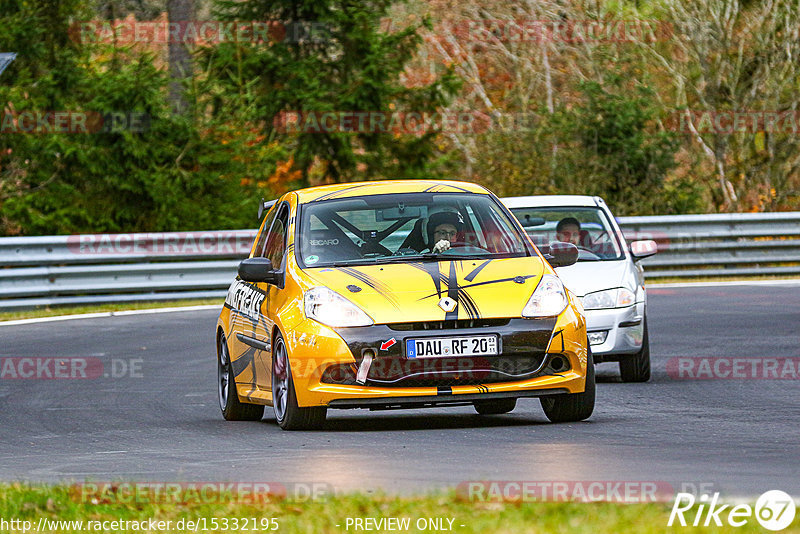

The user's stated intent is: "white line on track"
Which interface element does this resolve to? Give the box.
[650,279,800,289]
[0,304,219,327]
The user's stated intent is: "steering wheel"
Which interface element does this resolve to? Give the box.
[577,247,601,260]
[394,247,421,256]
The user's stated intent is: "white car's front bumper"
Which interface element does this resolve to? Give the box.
[584,301,645,359]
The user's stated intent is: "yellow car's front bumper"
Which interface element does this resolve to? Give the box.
[278,302,588,409]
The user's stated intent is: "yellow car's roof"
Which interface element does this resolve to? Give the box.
[294,179,489,203]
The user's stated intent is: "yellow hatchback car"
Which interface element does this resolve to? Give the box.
[216,180,593,430]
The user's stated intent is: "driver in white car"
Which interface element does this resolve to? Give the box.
[555,217,582,246]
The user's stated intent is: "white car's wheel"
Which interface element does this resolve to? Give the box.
[619,318,651,382]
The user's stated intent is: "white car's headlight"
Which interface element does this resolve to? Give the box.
[522,274,568,318]
[582,288,635,310]
[304,287,374,327]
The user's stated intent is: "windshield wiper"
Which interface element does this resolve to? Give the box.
[370,254,481,264]
[324,260,378,267]
[318,253,494,267]
[420,253,488,261]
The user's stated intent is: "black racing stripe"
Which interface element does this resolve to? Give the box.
[310,184,367,202]
[410,262,443,297]
[339,267,400,309]
[445,183,473,193]
[231,348,255,376]
[419,274,537,301]
[464,260,492,282]
[422,183,447,193]
[445,261,459,321]
[550,329,565,352]
[457,288,481,320]
[230,345,259,399]
[450,275,538,293]
[423,181,473,193]
[458,274,537,290]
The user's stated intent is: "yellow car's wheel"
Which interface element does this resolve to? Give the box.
[272,332,327,431]
[540,345,595,423]
[473,398,516,415]
[218,335,264,421]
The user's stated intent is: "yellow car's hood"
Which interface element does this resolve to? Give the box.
[303,256,545,324]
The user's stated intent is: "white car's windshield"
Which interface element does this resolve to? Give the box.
[510,206,624,261]
[298,193,530,267]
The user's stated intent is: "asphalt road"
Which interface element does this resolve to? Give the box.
[1,284,798,497]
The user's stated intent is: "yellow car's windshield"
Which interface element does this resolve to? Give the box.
[297,192,530,267]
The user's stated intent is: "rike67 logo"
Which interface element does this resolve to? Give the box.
[669,490,796,531]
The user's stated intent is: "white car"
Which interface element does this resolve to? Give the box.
[502,195,657,382]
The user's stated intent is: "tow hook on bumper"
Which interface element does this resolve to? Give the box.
[356,350,375,385]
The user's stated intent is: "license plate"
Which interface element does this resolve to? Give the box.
[406,335,499,358]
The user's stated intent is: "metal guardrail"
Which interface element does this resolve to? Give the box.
[1,213,799,310]
[0,231,256,310]
[619,212,800,278]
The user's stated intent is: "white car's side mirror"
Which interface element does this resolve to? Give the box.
[630,240,657,260]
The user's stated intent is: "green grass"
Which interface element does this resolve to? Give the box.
[0,484,795,533]
[0,299,222,322]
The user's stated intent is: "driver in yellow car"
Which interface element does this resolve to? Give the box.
[555,217,581,246]
[426,211,465,253]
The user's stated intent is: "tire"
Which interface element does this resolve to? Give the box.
[619,318,651,383]
[474,398,517,415]
[540,345,595,423]
[272,333,327,430]
[218,334,264,421]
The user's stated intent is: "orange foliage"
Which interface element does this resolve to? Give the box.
[268,158,302,194]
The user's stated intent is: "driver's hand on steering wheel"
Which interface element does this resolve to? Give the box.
[433,239,451,253]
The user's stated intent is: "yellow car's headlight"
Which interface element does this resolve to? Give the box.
[522,274,568,318]
[304,287,374,327]
[582,288,635,310]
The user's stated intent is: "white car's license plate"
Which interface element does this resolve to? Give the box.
[406,335,499,358]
